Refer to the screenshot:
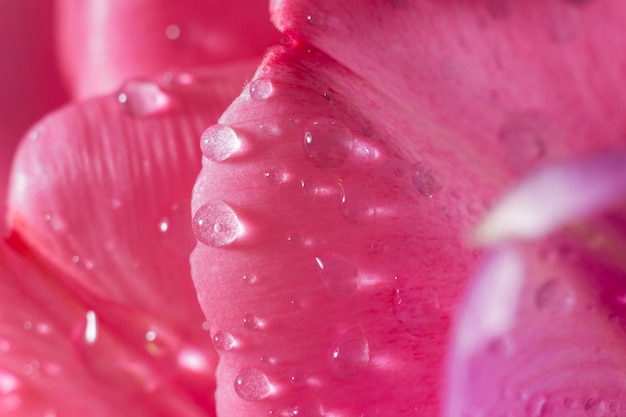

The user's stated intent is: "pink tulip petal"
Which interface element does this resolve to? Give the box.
[0,237,217,416]
[0,0,69,212]
[271,0,626,171]
[189,43,504,417]
[446,153,626,417]
[56,0,280,99]
[7,62,254,323]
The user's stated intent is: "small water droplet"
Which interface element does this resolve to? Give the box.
[341,193,376,224]
[535,279,574,314]
[0,370,18,394]
[213,331,236,351]
[145,330,156,342]
[243,314,263,331]
[242,274,258,285]
[265,168,289,185]
[159,218,169,232]
[393,286,440,336]
[306,11,324,26]
[192,201,242,247]
[234,367,272,401]
[498,114,547,171]
[290,373,307,387]
[165,24,181,40]
[330,329,370,379]
[84,311,98,344]
[117,80,171,116]
[200,125,241,162]
[524,392,549,417]
[250,78,273,100]
[585,396,606,417]
[315,255,358,297]
[411,163,442,198]
[303,119,353,169]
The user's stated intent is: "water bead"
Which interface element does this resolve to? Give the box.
[330,329,370,379]
[213,331,236,351]
[303,120,353,169]
[250,78,273,100]
[234,367,272,401]
[117,80,171,116]
[411,162,442,198]
[393,286,440,336]
[192,201,241,247]
[314,255,358,297]
[200,125,241,162]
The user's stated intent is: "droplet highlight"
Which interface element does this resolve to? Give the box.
[234,367,272,401]
[200,125,241,162]
[192,201,242,247]
[250,78,273,100]
[303,119,353,169]
[243,314,263,331]
[213,331,236,351]
[117,80,171,116]
[84,310,98,344]
[330,329,370,379]
[315,255,358,297]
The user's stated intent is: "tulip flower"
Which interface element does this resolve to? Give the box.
[2,1,626,417]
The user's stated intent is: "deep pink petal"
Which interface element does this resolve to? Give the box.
[446,151,626,416]
[56,0,280,99]
[189,43,504,416]
[7,62,256,325]
[0,0,69,213]
[271,0,626,170]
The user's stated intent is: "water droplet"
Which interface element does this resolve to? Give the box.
[192,201,242,247]
[213,331,236,351]
[341,191,376,224]
[303,120,353,169]
[393,286,440,336]
[535,279,574,314]
[315,255,358,297]
[411,163,442,198]
[524,392,549,417]
[243,314,263,331]
[498,114,546,171]
[242,274,258,285]
[23,321,32,330]
[306,11,324,26]
[0,370,18,394]
[264,168,289,185]
[145,330,157,342]
[200,125,241,162]
[234,367,272,401]
[84,311,98,344]
[250,78,273,100]
[585,396,606,417]
[165,24,180,40]
[330,329,370,379]
[117,80,171,116]
[290,373,307,387]
[159,218,169,232]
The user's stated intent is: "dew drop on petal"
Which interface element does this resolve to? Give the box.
[534,278,574,314]
[315,255,358,297]
[117,80,171,116]
[0,370,18,394]
[264,168,289,186]
[243,314,263,331]
[330,329,370,379]
[234,367,272,401]
[192,201,241,247]
[159,217,169,233]
[213,331,236,351]
[393,286,441,336]
[200,125,241,162]
[250,78,273,100]
[585,396,606,417]
[306,10,324,26]
[242,274,258,285]
[303,120,353,169]
[411,163,442,198]
[498,114,546,171]
[84,310,98,345]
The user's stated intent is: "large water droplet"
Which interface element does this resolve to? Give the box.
[393,286,440,336]
[330,329,370,379]
[200,125,241,162]
[234,367,272,401]
[250,78,273,100]
[303,120,353,169]
[192,201,241,247]
[117,80,171,116]
[315,255,358,297]
[213,331,236,351]
[411,163,442,198]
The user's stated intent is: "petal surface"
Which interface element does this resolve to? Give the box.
[272,0,626,172]
[7,61,256,332]
[56,0,280,99]
[446,151,626,417]
[190,44,502,417]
